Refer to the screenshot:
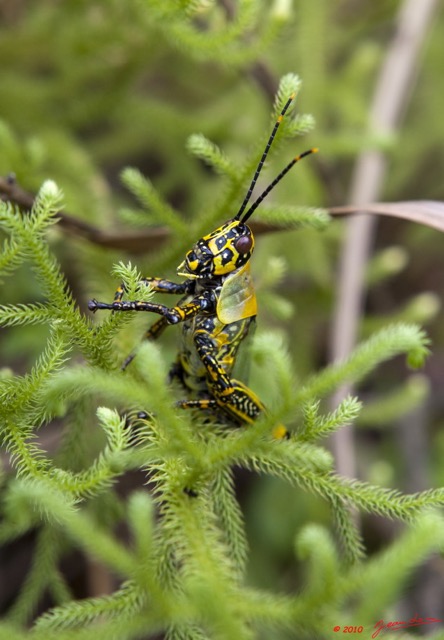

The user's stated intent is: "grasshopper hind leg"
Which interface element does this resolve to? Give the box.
[192,332,289,439]
[121,316,170,370]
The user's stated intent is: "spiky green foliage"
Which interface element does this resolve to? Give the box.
[120,168,186,233]
[1,92,444,636]
[0,0,444,634]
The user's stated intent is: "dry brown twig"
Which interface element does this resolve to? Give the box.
[2,176,444,251]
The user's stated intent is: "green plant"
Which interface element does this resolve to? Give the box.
[1,78,444,637]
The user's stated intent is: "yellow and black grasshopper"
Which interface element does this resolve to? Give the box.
[88,94,317,439]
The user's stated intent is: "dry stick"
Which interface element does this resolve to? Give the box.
[3,174,444,243]
[329,0,439,480]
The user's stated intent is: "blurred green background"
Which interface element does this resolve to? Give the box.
[1,0,444,630]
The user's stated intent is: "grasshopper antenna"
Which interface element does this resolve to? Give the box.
[235,93,296,221]
[240,147,318,224]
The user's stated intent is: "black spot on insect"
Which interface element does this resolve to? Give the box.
[198,242,212,255]
[235,253,249,268]
[216,236,226,250]
[221,249,234,264]
[203,318,216,332]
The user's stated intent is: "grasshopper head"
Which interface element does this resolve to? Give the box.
[176,94,317,281]
[177,219,254,279]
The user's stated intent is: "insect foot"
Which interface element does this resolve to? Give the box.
[88,299,99,312]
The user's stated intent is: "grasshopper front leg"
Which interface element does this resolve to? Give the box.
[88,290,216,324]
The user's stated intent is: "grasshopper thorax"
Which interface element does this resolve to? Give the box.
[177,219,254,279]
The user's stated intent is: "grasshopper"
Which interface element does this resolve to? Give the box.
[89,94,317,438]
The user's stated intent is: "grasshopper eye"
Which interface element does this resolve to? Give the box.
[234,235,252,254]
